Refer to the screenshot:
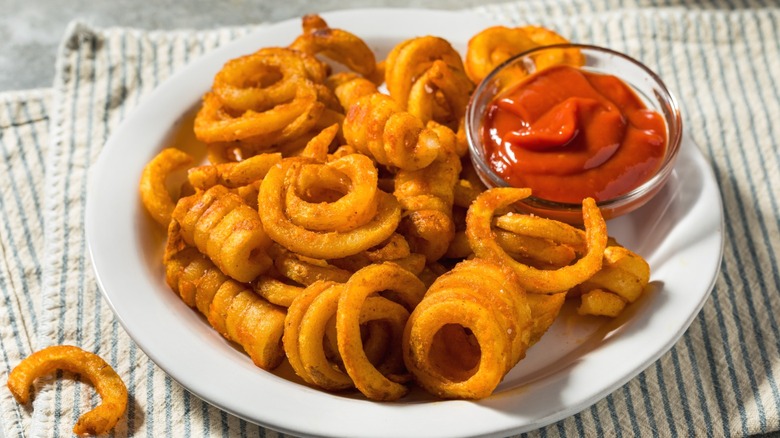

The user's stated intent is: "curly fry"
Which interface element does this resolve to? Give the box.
[274,249,352,286]
[253,275,304,307]
[285,154,379,232]
[195,45,333,151]
[406,60,474,131]
[385,36,466,110]
[290,14,377,76]
[578,245,650,302]
[194,86,324,145]
[453,159,489,208]
[578,289,626,317]
[329,233,425,275]
[466,188,607,294]
[519,25,585,70]
[212,48,328,112]
[527,293,566,345]
[573,245,650,316]
[187,152,282,191]
[465,25,583,84]
[494,230,578,269]
[326,72,378,110]
[299,123,340,161]
[172,185,273,282]
[495,213,586,251]
[165,247,286,369]
[393,123,461,261]
[284,277,412,395]
[285,281,353,390]
[403,259,532,399]
[139,148,193,227]
[465,26,538,84]
[259,157,401,259]
[7,345,128,435]
[337,263,426,400]
[343,93,441,170]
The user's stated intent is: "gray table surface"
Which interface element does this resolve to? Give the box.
[1,0,514,92]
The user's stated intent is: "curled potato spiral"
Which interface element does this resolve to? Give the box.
[574,244,650,316]
[393,123,461,262]
[384,36,466,111]
[526,293,566,345]
[212,47,328,112]
[403,258,532,399]
[290,15,377,76]
[299,123,340,162]
[284,281,353,389]
[253,275,305,308]
[326,72,379,110]
[285,154,379,232]
[492,212,585,269]
[581,245,650,302]
[139,148,194,227]
[465,26,537,84]
[519,25,586,70]
[258,156,401,259]
[330,233,426,276]
[466,187,607,294]
[337,263,426,400]
[165,247,286,370]
[343,93,441,171]
[194,86,323,146]
[187,152,282,190]
[283,266,421,399]
[464,25,584,84]
[194,47,335,153]
[406,59,474,131]
[7,345,128,435]
[274,248,352,286]
[251,243,349,308]
[172,185,273,283]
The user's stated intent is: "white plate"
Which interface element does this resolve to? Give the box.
[86,8,724,438]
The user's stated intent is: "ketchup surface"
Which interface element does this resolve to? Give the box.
[482,64,667,204]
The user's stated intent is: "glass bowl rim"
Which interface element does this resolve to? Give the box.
[465,43,684,214]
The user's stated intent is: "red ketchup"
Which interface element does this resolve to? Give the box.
[481,64,667,204]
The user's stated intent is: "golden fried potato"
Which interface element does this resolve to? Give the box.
[338,263,426,400]
[343,93,441,171]
[393,123,461,261]
[464,25,582,84]
[466,188,607,294]
[577,289,627,317]
[139,148,193,226]
[7,345,128,435]
[404,259,532,399]
[578,245,650,303]
[385,36,466,110]
[259,156,401,259]
[166,248,286,369]
[173,185,273,283]
[290,14,377,76]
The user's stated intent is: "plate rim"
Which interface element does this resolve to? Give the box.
[85,8,725,438]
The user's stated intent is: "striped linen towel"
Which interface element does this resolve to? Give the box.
[0,89,51,437]
[1,0,779,436]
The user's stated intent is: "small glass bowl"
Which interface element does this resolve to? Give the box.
[465,44,683,224]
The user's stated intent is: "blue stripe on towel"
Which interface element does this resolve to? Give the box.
[1,102,43,332]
